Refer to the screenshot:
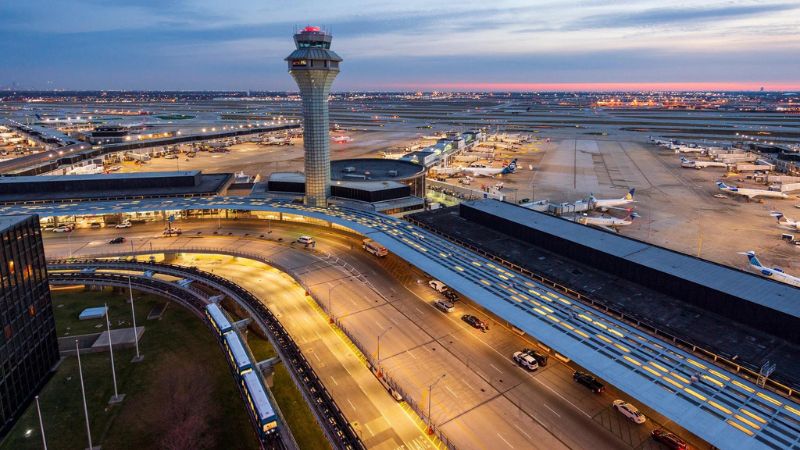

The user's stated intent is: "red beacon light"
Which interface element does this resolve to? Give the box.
[304,26,321,32]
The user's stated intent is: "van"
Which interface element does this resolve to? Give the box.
[434,300,455,313]
[297,235,315,245]
[428,279,448,293]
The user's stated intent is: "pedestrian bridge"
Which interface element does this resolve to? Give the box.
[4,196,799,450]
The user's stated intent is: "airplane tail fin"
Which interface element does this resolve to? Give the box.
[739,251,762,267]
[770,211,784,222]
[503,159,518,174]
[624,188,635,201]
[716,181,728,189]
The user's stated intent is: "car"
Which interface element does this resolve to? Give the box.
[512,351,538,371]
[109,237,125,244]
[443,290,459,302]
[434,299,455,313]
[613,400,646,424]
[89,222,102,229]
[296,235,315,245]
[573,371,604,393]
[164,154,178,159]
[163,228,182,236]
[428,279,448,293]
[52,226,72,233]
[523,348,548,367]
[115,221,132,228]
[651,429,688,450]
[462,314,488,332]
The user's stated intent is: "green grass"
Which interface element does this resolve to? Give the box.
[1,288,259,450]
[247,333,331,450]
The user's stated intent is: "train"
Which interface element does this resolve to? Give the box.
[205,303,280,442]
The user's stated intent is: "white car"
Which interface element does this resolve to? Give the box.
[52,226,72,233]
[428,279,448,293]
[297,235,315,245]
[115,221,132,228]
[512,351,538,371]
[613,400,646,424]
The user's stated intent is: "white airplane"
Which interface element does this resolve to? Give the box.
[716,181,789,200]
[680,156,728,170]
[588,188,636,211]
[671,144,705,154]
[331,135,352,143]
[463,159,518,177]
[770,212,800,231]
[575,211,638,232]
[739,251,800,288]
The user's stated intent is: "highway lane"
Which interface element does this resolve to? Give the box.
[41,220,695,450]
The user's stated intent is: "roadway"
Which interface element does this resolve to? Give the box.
[42,220,701,450]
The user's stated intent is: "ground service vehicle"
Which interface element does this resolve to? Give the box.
[613,400,646,424]
[651,429,688,450]
[523,348,548,366]
[434,300,455,313]
[429,279,448,292]
[362,238,388,257]
[462,314,488,332]
[512,351,539,371]
[573,371,604,393]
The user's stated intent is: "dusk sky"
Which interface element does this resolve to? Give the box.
[2,0,799,91]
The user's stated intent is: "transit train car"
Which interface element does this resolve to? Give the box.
[223,331,253,374]
[206,303,233,335]
[241,370,279,438]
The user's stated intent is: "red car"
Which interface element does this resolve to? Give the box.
[651,429,687,450]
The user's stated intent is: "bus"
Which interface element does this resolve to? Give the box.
[362,238,388,257]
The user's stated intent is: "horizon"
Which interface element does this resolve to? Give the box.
[2,1,799,91]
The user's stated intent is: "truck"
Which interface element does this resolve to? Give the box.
[362,238,388,257]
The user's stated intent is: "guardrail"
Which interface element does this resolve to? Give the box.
[50,259,365,450]
[405,215,800,402]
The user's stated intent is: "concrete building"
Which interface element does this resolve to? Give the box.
[0,215,59,438]
[285,26,342,208]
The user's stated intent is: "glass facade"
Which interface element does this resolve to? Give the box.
[0,215,59,438]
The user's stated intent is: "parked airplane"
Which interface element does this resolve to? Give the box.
[671,144,705,154]
[770,212,800,231]
[680,157,728,170]
[463,159,518,177]
[739,251,800,287]
[589,188,636,211]
[332,135,352,143]
[716,181,789,200]
[575,211,638,232]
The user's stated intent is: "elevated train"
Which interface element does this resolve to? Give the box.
[205,303,280,443]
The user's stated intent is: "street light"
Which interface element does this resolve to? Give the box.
[376,326,393,377]
[427,374,446,435]
[327,281,345,323]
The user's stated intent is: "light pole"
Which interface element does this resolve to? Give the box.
[105,303,124,404]
[376,326,393,378]
[75,340,93,449]
[35,395,47,450]
[129,277,143,362]
[427,374,446,435]
[327,281,345,324]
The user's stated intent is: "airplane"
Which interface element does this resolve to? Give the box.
[574,211,639,232]
[680,156,728,170]
[587,188,636,211]
[739,251,800,288]
[331,135,352,143]
[715,181,789,200]
[462,159,518,177]
[671,144,705,154]
[770,212,799,231]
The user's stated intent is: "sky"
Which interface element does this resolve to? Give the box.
[1,0,799,91]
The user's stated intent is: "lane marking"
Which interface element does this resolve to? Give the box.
[445,385,459,398]
[544,403,561,418]
[329,375,338,386]
[512,423,532,440]
[347,398,356,411]
[490,363,503,373]
[497,432,515,448]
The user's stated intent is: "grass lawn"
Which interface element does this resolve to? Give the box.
[0,287,259,450]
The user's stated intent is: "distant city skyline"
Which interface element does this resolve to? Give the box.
[2,0,799,91]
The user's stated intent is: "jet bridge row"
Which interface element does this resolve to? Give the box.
[3,196,800,450]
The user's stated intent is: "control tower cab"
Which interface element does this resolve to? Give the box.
[285,26,342,208]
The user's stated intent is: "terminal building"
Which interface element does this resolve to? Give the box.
[0,215,59,438]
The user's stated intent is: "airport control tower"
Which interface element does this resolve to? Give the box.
[286,26,342,207]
